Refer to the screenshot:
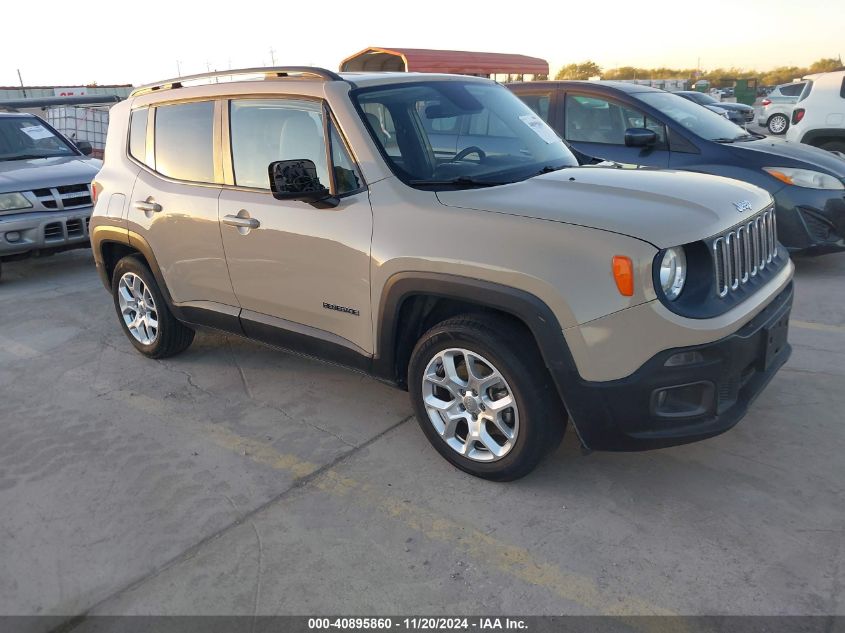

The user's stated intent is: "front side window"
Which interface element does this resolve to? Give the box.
[230,99,329,189]
[0,116,75,161]
[565,94,665,145]
[329,121,363,194]
[353,81,576,187]
[155,101,214,182]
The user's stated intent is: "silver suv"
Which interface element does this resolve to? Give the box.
[91,67,794,480]
[0,112,99,279]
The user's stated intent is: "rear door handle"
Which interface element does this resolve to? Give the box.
[133,200,162,213]
[222,215,260,229]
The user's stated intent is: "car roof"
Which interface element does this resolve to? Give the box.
[507,80,666,94]
[0,112,35,118]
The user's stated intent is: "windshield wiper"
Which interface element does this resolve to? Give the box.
[534,165,569,176]
[0,154,49,161]
[407,176,508,188]
[711,138,738,143]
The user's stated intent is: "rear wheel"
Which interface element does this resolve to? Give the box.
[408,314,566,481]
[767,113,789,135]
[111,255,194,358]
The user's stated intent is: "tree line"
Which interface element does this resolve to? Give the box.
[553,58,843,86]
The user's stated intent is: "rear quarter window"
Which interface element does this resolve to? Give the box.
[128,109,148,164]
[780,83,805,97]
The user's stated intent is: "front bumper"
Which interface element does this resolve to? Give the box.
[774,186,845,255]
[0,208,93,257]
[554,283,793,451]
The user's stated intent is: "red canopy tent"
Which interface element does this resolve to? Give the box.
[339,47,548,78]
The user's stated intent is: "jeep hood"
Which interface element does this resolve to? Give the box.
[0,156,101,194]
[436,167,772,249]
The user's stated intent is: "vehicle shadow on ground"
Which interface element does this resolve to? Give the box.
[0,248,96,287]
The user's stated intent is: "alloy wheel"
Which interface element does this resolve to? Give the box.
[117,272,159,345]
[421,348,519,462]
[768,114,788,134]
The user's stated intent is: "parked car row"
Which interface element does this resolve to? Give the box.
[675,90,755,126]
[758,81,807,135]
[509,79,845,255]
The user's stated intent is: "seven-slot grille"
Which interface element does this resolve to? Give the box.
[712,208,778,298]
[29,184,93,210]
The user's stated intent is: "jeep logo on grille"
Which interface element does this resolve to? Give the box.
[733,200,753,213]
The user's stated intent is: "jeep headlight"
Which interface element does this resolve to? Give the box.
[659,247,687,300]
[0,192,33,211]
[763,167,844,190]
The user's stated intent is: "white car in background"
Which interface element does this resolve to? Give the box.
[757,81,806,135]
[785,70,845,153]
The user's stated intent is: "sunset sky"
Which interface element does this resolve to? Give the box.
[2,0,842,86]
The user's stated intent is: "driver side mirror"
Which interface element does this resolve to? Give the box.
[268,159,338,209]
[624,128,658,148]
[76,140,93,156]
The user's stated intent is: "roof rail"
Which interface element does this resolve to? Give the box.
[130,66,344,97]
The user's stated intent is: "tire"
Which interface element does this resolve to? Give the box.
[819,140,845,153]
[408,313,566,481]
[111,255,194,358]
[767,114,789,135]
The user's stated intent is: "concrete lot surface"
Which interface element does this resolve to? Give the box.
[0,249,843,626]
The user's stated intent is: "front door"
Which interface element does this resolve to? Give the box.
[562,92,671,168]
[219,98,373,355]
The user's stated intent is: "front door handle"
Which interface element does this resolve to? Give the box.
[133,200,162,213]
[223,214,260,229]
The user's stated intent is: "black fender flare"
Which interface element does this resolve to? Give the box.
[373,271,582,408]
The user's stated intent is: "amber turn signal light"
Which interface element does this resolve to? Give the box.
[612,256,634,297]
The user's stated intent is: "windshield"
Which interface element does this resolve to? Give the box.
[638,92,750,142]
[0,116,76,161]
[352,81,578,187]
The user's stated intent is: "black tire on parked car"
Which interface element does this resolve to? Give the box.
[408,313,566,481]
[766,114,789,135]
[111,255,194,358]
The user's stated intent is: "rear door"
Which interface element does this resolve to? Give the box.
[561,92,671,168]
[127,99,238,310]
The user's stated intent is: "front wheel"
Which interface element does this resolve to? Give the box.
[111,255,194,358]
[767,114,789,135]
[408,314,566,481]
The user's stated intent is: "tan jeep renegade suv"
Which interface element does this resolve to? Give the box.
[91,67,794,480]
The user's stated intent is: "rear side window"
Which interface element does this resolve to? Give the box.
[155,101,214,182]
[516,92,553,122]
[780,83,805,97]
[841,78,845,99]
[128,109,148,163]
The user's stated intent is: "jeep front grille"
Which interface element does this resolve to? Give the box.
[712,208,778,298]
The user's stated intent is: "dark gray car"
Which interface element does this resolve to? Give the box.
[675,90,755,125]
[0,112,100,279]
